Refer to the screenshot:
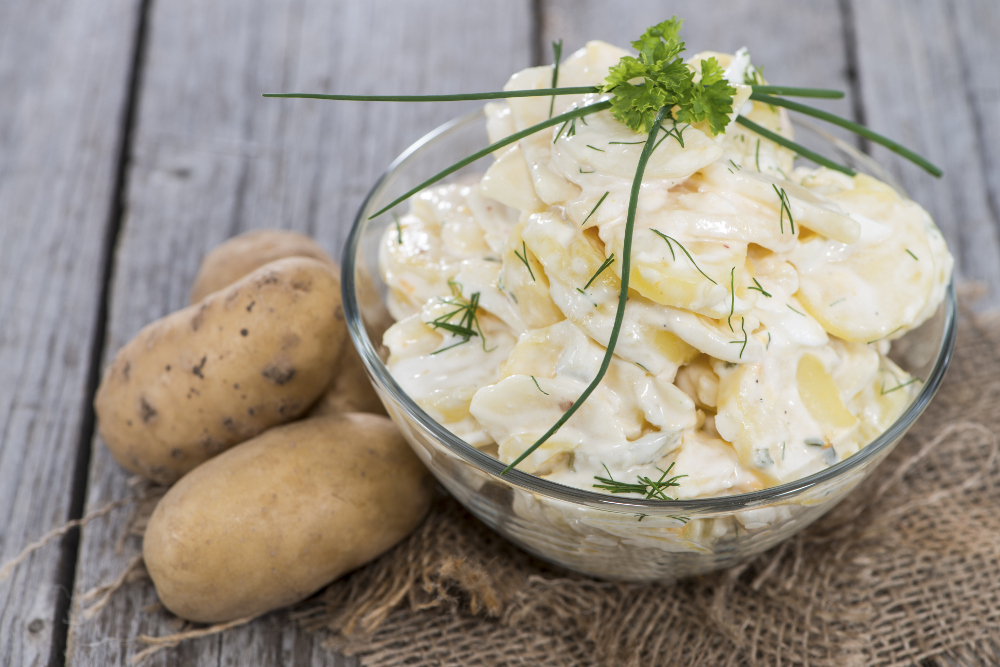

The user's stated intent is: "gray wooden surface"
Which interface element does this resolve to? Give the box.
[0,1,997,664]
[0,1,141,665]
[64,1,533,665]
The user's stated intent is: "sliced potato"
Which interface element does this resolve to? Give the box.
[789,174,937,342]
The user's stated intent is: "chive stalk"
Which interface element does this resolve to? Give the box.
[750,93,941,177]
[502,105,671,475]
[370,101,611,219]
[736,116,857,176]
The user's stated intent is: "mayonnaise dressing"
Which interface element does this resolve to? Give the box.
[379,41,952,501]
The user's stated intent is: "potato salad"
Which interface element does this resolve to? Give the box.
[379,41,952,501]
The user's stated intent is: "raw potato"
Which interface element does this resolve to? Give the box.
[190,228,385,417]
[143,413,434,623]
[95,257,346,484]
[190,229,334,303]
[309,342,387,416]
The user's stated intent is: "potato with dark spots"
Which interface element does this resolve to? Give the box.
[143,413,434,623]
[95,257,347,484]
[189,229,334,303]
[189,227,385,417]
[308,340,387,416]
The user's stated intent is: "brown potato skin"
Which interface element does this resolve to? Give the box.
[190,230,333,303]
[95,257,346,484]
[308,343,386,417]
[190,229,384,417]
[143,414,434,623]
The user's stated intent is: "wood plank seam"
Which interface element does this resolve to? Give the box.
[530,0,545,67]
[948,0,1000,235]
[839,0,869,142]
[52,1,154,664]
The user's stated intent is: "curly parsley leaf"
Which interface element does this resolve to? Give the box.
[601,18,736,135]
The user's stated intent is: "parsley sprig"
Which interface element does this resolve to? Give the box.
[600,18,736,135]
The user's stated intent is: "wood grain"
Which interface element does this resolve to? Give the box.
[851,0,1000,308]
[66,1,533,664]
[0,1,140,665]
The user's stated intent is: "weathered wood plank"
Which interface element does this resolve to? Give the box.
[540,0,858,150]
[851,0,1000,308]
[66,1,533,664]
[0,1,141,665]
[954,0,1000,242]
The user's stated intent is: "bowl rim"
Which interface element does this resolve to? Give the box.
[342,109,958,515]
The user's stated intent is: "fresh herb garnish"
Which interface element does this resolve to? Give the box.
[393,213,403,244]
[787,303,806,317]
[744,63,765,86]
[263,85,843,104]
[881,376,921,395]
[586,144,606,152]
[370,100,611,218]
[267,18,944,483]
[653,122,687,150]
[600,18,736,135]
[554,117,579,143]
[748,277,772,297]
[906,248,919,261]
[531,375,550,395]
[650,229,717,284]
[428,283,489,354]
[728,267,736,331]
[867,325,904,345]
[749,92,942,176]
[582,191,610,226]
[502,105,673,475]
[737,116,857,176]
[749,85,844,98]
[549,39,563,118]
[593,462,686,500]
[514,240,536,281]
[584,253,616,289]
[728,317,748,358]
[773,184,795,234]
[264,87,598,103]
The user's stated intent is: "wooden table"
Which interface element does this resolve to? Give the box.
[1,1,997,664]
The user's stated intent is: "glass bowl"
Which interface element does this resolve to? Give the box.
[341,110,957,581]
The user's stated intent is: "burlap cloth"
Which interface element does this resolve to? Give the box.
[289,301,1000,667]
